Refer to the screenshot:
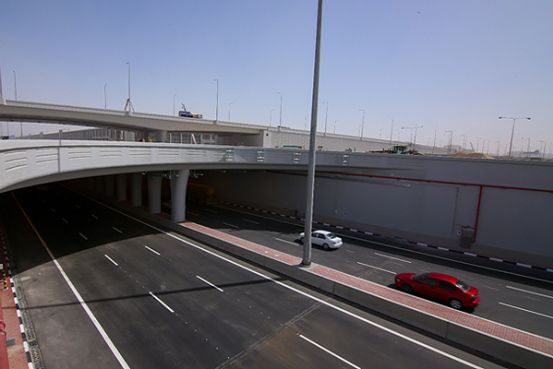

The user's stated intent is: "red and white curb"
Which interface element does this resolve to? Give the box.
[1,228,35,369]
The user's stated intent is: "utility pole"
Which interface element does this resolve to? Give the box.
[214,78,219,122]
[389,119,394,144]
[498,116,531,158]
[278,91,283,126]
[324,101,328,136]
[104,83,108,109]
[359,109,365,140]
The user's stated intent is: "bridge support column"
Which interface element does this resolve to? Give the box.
[116,174,127,202]
[153,130,167,142]
[131,173,142,207]
[170,169,190,222]
[104,175,115,197]
[147,173,163,214]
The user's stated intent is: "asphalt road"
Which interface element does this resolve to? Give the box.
[184,201,553,340]
[1,185,507,369]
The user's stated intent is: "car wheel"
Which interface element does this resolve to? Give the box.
[449,299,463,310]
[298,237,304,245]
[323,243,330,250]
[400,284,412,293]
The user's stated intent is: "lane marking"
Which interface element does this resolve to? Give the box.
[275,237,298,246]
[91,214,98,220]
[374,252,411,263]
[196,275,224,293]
[299,334,360,369]
[104,255,119,267]
[148,291,175,313]
[223,222,239,229]
[78,232,88,241]
[356,262,396,275]
[61,217,69,224]
[506,286,553,300]
[144,245,161,256]
[14,194,131,369]
[242,218,260,225]
[499,302,553,320]
[112,227,123,234]
[81,192,487,368]
[49,207,56,213]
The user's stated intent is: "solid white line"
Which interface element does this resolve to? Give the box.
[223,222,239,229]
[144,245,161,256]
[242,218,260,225]
[506,285,553,300]
[499,302,553,320]
[356,262,396,275]
[112,227,123,234]
[275,237,298,246]
[374,252,411,263]
[299,334,361,369]
[196,275,224,292]
[104,254,119,266]
[14,195,131,369]
[61,217,69,224]
[149,291,175,313]
[81,192,486,368]
[78,232,88,241]
[91,214,98,220]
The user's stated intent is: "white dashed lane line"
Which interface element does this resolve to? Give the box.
[242,218,260,225]
[505,285,553,300]
[499,302,553,320]
[144,245,161,256]
[61,217,69,224]
[298,334,361,369]
[275,237,298,246]
[78,232,88,241]
[196,275,224,293]
[112,227,123,234]
[356,262,396,275]
[91,214,99,220]
[149,292,175,313]
[374,252,411,263]
[104,254,119,267]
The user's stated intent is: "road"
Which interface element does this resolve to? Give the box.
[1,185,504,369]
[183,200,553,340]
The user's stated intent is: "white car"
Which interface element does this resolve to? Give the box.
[298,230,343,250]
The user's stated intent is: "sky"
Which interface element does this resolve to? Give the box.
[1,0,552,153]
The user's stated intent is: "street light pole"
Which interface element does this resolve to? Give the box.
[324,101,328,136]
[277,91,283,126]
[228,102,233,121]
[123,62,134,113]
[104,83,108,110]
[214,78,219,122]
[173,94,176,116]
[499,116,531,158]
[359,109,365,140]
[302,0,324,266]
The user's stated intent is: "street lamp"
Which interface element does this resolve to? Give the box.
[359,109,365,140]
[228,102,233,121]
[104,83,108,110]
[277,91,283,126]
[123,62,134,113]
[498,116,531,158]
[324,101,328,136]
[173,94,176,116]
[214,78,219,122]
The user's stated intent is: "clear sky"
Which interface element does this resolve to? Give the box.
[1,0,552,153]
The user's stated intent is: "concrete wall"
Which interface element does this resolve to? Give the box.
[194,169,553,265]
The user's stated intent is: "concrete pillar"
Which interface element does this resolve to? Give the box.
[147,173,162,214]
[170,169,190,222]
[116,174,127,202]
[153,130,167,142]
[131,173,142,207]
[104,175,115,197]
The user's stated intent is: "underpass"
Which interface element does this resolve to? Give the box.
[1,185,502,369]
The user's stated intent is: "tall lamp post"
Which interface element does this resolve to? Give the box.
[277,91,283,126]
[123,62,134,113]
[499,116,531,158]
[359,109,365,140]
[214,78,219,122]
[302,0,324,266]
[104,83,108,110]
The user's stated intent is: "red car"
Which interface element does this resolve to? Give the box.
[395,272,480,310]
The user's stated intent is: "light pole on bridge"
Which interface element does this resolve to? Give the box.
[124,62,134,113]
[499,116,531,158]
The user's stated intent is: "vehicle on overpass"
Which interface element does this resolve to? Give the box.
[178,103,203,119]
[395,272,480,310]
[297,230,343,250]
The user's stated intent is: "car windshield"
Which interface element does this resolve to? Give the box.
[456,280,470,292]
[413,273,429,281]
[326,232,337,239]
